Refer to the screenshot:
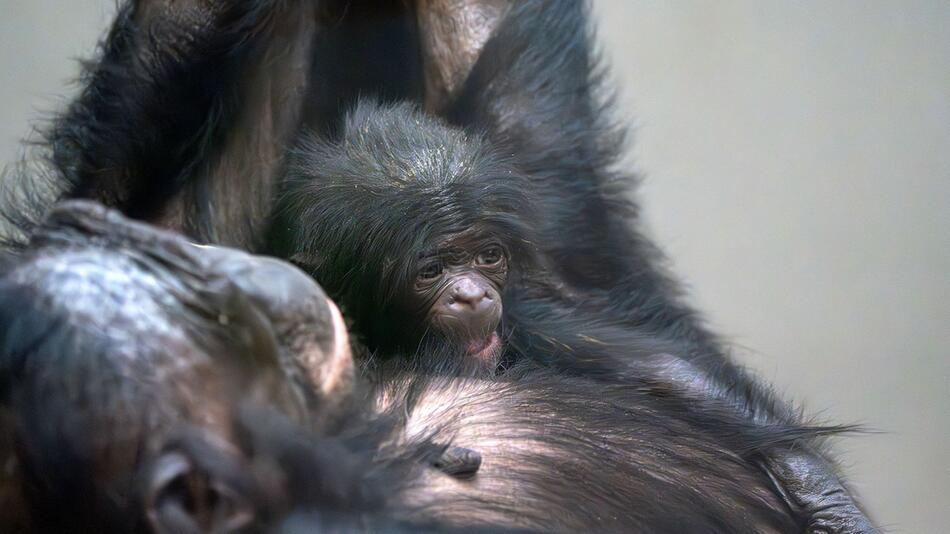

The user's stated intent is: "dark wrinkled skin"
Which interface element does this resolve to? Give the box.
[412,232,508,359]
[765,451,879,534]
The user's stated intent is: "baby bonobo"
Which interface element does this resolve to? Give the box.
[284,101,680,377]
[284,100,541,371]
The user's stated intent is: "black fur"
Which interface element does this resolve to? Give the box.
[0,203,805,532]
[280,97,866,533]
[423,6,876,528]
[0,1,876,531]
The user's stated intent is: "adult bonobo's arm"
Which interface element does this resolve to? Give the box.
[42,0,316,248]
[633,353,878,534]
[415,0,509,113]
[31,0,431,251]
[414,3,877,532]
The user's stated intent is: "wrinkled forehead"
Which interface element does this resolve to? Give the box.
[2,241,212,371]
[9,249,185,326]
[7,202,222,347]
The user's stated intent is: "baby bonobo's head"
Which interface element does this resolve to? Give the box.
[284,100,538,371]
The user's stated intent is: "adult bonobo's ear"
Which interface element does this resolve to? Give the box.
[144,429,256,534]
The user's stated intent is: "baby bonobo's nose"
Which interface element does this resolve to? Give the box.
[444,276,500,338]
[450,278,491,310]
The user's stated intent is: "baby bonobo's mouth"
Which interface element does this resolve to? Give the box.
[465,331,501,361]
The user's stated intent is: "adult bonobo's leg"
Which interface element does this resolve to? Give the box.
[6,0,431,252]
[414,0,509,113]
[412,2,877,532]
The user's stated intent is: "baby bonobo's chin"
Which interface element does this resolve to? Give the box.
[410,331,506,377]
[464,331,502,364]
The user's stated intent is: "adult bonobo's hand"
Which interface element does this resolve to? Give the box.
[629,353,878,533]
[764,450,880,534]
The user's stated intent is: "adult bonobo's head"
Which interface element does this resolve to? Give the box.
[0,201,356,532]
[284,100,540,368]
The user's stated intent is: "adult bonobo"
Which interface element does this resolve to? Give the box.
[0,1,876,531]
[0,202,808,533]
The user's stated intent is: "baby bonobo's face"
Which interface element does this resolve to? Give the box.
[408,231,508,365]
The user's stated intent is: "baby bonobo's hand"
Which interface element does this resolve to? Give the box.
[432,446,482,479]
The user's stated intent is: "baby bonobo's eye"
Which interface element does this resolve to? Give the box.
[476,246,505,267]
[417,261,444,282]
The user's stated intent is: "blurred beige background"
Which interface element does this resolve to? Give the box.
[1,1,947,532]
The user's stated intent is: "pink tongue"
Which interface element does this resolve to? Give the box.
[466,337,490,354]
